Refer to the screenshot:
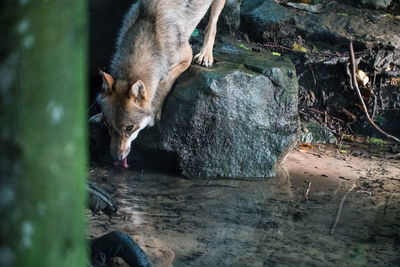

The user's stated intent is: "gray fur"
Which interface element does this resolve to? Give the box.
[100,0,224,161]
[110,0,213,99]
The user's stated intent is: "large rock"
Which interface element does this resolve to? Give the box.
[340,0,393,9]
[240,0,400,49]
[197,0,243,36]
[219,0,243,35]
[135,48,299,178]
[360,0,392,9]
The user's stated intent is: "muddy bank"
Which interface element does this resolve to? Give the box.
[89,144,400,266]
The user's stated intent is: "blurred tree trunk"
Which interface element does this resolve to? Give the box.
[0,1,88,266]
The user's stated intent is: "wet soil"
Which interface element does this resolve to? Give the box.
[89,143,400,266]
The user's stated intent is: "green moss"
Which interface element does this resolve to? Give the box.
[367,137,387,146]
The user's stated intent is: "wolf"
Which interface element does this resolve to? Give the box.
[94,0,226,167]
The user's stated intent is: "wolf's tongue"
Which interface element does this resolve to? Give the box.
[113,157,128,169]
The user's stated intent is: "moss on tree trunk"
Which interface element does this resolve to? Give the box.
[0,0,88,266]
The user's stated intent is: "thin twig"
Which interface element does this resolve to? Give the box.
[259,43,368,58]
[330,184,355,235]
[308,64,317,85]
[345,63,354,90]
[305,107,346,123]
[298,110,309,116]
[259,43,299,53]
[305,182,312,200]
[349,42,400,143]
[300,107,354,135]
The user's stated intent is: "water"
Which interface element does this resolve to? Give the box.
[89,150,400,266]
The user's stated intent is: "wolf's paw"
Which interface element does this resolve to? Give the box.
[194,50,213,68]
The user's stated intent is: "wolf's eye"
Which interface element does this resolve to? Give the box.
[125,125,134,132]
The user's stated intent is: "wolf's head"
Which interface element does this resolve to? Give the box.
[98,71,154,167]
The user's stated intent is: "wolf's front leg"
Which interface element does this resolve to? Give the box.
[194,0,226,67]
[155,45,193,121]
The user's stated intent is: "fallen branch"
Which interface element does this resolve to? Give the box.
[349,42,400,144]
[338,107,357,122]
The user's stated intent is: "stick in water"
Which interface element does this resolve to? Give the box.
[305,181,312,200]
[330,184,355,235]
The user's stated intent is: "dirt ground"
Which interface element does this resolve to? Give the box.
[89,141,400,266]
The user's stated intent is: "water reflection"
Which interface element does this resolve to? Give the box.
[89,151,400,266]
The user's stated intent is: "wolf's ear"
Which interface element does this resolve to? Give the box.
[101,71,114,95]
[129,80,147,101]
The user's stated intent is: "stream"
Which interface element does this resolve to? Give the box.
[89,148,400,266]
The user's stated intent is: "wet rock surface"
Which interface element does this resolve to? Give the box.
[241,0,400,48]
[217,0,243,35]
[300,121,337,144]
[340,0,395,10]
[135,48,299,178]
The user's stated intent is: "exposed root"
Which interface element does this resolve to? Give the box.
[349,41,400,144]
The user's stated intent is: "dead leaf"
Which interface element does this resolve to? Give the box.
[236,43,250,51]
[391,78,400,87]
[300,143,314,149]
[355,136,366,143]
[293,42,307,53]
[356,69,369,87]
[385,13,394,19]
